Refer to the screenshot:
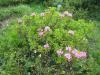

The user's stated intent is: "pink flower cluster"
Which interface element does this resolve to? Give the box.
[37,26,50,49]
[72,49,87,58]
[66,46,87,59]
[56,46,87,61]
[59,11,73,18]
[31,12,46,17]
[38,26,50,37]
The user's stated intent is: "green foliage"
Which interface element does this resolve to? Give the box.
[0,0,32,6]
[0,7,99,75]
[0,5,32,21]
[44,0,100,20]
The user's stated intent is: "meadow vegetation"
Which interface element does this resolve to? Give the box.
[0,0,100,75]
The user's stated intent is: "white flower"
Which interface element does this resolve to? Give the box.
[56,49,63,56]
[44,26,50,32]
[66,46,72,52]
[68,30,75,35]
[40,12,45,16]
[34,50,37,53]
[39,54,41,57]
[64,11,72,17]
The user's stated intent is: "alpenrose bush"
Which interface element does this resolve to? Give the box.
[15,7,99,74]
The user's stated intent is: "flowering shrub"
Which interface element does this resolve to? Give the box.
[15,7,99,75]
[0,7,99,75]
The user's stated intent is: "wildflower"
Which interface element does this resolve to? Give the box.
[38,31,44,37]
[56,49,63,56]
[66,46,72,52]
[44,43,49,48]
[68,30,75,35]
[44,26,50,32]
[40,12,45,16]
[64,53,72,61]
[31,12,36,16]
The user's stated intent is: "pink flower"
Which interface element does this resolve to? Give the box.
[56,49,63,56]
[31,12,36,16]
[68,30,75,35]
[72,49,81,58]
[38,31,44,37]
[80,52,87,58]
[66,46,72,52]
[72,49,87,58]
[74,52,81,58]
[64,53,72,61]
[72,49,78,55]
[44,43,49,48]
[44,26,50,32]
[40,12,45,16]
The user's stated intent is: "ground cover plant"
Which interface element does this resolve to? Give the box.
[0,7,100,75]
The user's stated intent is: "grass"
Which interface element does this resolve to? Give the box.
[0,5,33,21]
[0,3,45,27]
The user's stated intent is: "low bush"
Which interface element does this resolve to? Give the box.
[0,7,99,75]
